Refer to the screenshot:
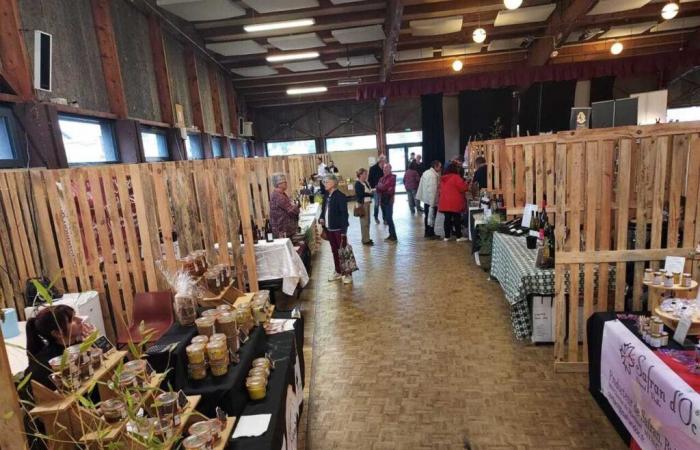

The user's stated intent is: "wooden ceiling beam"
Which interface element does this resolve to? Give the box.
[0,0,33,99]
[381,0,404,82]
[577,1,700,27]
[91,0,128,118]
[147,14,175,125]
[528,0,597,66]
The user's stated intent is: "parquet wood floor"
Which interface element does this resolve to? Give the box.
[292,200,625,450]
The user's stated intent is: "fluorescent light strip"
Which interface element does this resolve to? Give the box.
[266,51,319,62]
[287,86,327,95]
[244,18,315,33]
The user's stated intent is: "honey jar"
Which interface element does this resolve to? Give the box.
[210,360,229,377]
[116,370,138,390]
[191,335,209,345]
[653,271,663,285]
[206,340,228,362]
[100,399,127,424]
[201,308,220,320]
[216,304,233,314]
[664,273,674,288]
[252,357,272,370]
[182,435,207,450]
[683,273,693,288]
[191,250,208,276]
[155,391,181,426]
[249,366,270,379]
[188,363,207,380]
[210,333,227,343]
[151,417,173,442]
[195,317,215,337]
[644,268,653,283]
[205,269,222,294]
[227,335,240,355]
[179,256,198,277]
[49,354,78,377]
[246,376,267,400]
[186,344,206,365]
[672,271,682,285]
[216,312,238,339]
[235,304,255,334]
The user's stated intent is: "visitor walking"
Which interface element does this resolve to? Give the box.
[415,154,425,213]
[269,173,299,238]
[354,168,374,246]
[403,161,420,215]
[376,163,397,242]
[320,174,352,284]
[317,156,327,177]
[327,160,339,174]
[368,155,386,224]
[438,162,468,242]
[416,160,442,239]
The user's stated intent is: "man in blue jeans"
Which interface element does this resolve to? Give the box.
[368,155,386,224]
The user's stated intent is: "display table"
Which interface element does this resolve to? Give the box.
[490,232,554,339]
[254,239,309,296]
[587,312,700,450]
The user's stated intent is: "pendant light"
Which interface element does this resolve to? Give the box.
[610,41,624,55]
[504,0,523,10]
[452,59,463,72]
[661,2,679,20]
[473,28,487,43]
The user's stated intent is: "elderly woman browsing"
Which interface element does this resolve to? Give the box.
[269,172,300,238]
[320,174,352,284]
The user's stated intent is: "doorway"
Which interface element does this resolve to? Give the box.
[387,144,422,194]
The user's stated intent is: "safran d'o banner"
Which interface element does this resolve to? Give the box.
[601,320,700,450]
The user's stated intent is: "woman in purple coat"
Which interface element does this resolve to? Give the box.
[403,161,421,215]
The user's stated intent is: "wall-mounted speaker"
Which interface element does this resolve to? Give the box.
[238,117,244,135]
[33,30,52,92]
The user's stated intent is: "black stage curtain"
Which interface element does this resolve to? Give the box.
[458,88,513,148]
[519,80,576,135]
[421,93,445,164]
[591,76,615,103]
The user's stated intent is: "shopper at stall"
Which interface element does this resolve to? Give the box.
[354,168,374,246]
[269,173,300,238]
[320,174,351,284]
[439,162,469,242]
[415,154,425,213]
[416,160,442,239]
[327,160,339,174]
[376,163,397,242]
[403,161,421,215]
[368,155,386,224]
[26,305,94,388]
[317,156,327,177]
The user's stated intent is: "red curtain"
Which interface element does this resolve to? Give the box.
[356,49,700,100]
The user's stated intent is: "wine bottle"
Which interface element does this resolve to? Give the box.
[265,218,274,242]
[251,218,259,244]
[530,211,538,231]
[238,221,244,244]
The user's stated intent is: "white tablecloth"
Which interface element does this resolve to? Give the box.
[298,203,321,234]
[254,238,309,295]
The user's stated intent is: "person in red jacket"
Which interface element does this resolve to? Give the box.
[376,163,398,242]
[438,162,469,241]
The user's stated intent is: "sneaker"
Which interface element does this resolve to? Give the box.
[386,236,398,242]
[328,272,342,282]
[342,275,353,284]
[456,237,469,242]
[375,218,380,224]
[443,237,451,242]
[362,241,374,246]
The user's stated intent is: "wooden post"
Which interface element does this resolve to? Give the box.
[90,0,128,119]
[225,79,239,137]
[0,331,28,449]
[234,158,259,291]
[0,0,33,100]
[184,48,204,132]
[147,15,174,125]
[208,64,224,136]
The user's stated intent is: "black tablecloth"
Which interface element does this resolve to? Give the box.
[146,322,198,389]
[587,312,690,447]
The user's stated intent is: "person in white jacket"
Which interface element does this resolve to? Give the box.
[415,160,442,238]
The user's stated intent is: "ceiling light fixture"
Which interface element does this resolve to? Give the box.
[452,59,463,71]
[266,51,320,62]
[661,2,679,20]
[503,0,523,10]
[287,86,327,95]
[610,41,624,55]
[244,18,315,33]
[473,28,487,43]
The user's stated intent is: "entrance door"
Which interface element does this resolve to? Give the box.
[387,145,422,193]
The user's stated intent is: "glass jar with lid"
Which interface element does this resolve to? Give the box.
[100,398,126,424]
[210,360,229,377]
[154,391,180,425]
[249,366,270,379]
[205,269,222,294]
[246,376,267,400]
[174,294,198,326]
[191,335,209,345]
[189,420,215,447]
[195,317,215,337]
[89,347,103,371]
[116,370,138,391]
[216,304,232,314]
[216,312,238,339]
[206,340,228,362]
[188,363,207,380]
[124,359,149,384]
[186,344,206,365]
[182,435,207,450]
[235,304,255,335]
[252,357,272,370]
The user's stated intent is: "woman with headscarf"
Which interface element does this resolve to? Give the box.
[269,172,300,238]
[320,174,352,284]
[376,163,397,242]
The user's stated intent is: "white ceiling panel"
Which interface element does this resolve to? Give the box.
[268,33,325,51]
[242,0,319,14]
[335,54,378,67]
[332,25,385,43]
[396,47,434,61]
[494,4,556,27]
[587,0,651,15]
[157,0,246,21]
[598,22,656,39]
[409,16,463,36]
[283,60,328,72]
[487,38,528,51]
[206,40,267,56]
[441,43,484,56]
[231,66,278,77]
[650,15,700,32]
[565,29,604,43]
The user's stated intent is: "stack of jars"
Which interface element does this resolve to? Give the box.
[235,303,255,337]
[207,334,230,376]
[186,333,231,380]
[216,310,240,359]
[251,290,272,326]
[178,250,209,277]
[246,356,273,400]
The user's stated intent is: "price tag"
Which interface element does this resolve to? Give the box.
[664,256,686,274]
[216,406,227,422]
[177,390,189,409]
[94,335,115,355]
[673,316,692,345]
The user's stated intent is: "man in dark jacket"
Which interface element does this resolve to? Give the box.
[320,174,352,284]
[368,155,386,224]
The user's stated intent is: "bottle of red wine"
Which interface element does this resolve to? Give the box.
[265,218,274,242]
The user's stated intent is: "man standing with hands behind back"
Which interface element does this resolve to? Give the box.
[368,155,386,224]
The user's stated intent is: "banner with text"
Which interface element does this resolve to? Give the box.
[601,320,700,450]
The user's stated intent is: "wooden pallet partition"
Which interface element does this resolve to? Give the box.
[553,123,700,372]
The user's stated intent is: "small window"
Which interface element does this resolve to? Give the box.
[141,127,169,162]
[386,131,422,145]
[185,133,203,160]
[667,107,700,123]
[266,139,316,156]
[212,137,224,158]
[0,106,22,168]
[326,134,376,152]
[59,114,118,165]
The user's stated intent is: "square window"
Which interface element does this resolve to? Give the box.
[59,114,118,165]
[266,139,316,156]
[325,134,376,152]
[141,128,169,162]
[0,105,23,168]
[0,117,15,161]
[185,133,203,160]
[386,131,422,145]
[212,137,224,158]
